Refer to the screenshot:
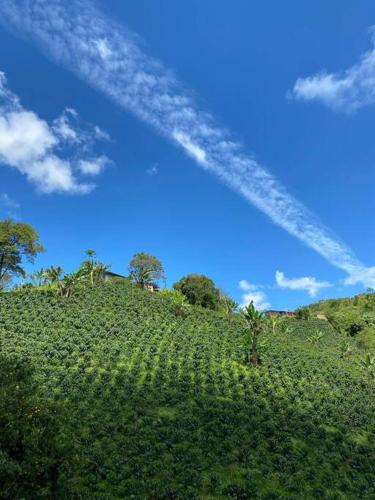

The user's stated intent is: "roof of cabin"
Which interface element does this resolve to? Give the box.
[104,271,127,279]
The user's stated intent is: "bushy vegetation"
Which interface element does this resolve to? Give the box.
[0,219,44,289]
[173,273,237,313]
[129,252,165,288]
[1,281,374,498]
[303,291,375,352]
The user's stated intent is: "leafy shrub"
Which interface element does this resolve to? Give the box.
[295,308,310,320]
[173,273,220,310]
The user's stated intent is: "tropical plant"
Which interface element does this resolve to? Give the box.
[30,268,47,286]
[267,314,283,335]
[307,329,325,345]
[361,353,375,390]
[57,270,84,298]
[218,291,238,315]
[85,249,96,261]
[80,260,109,287]
[339,339,352,358]
[44,265,63,284]
[241,300,266,366]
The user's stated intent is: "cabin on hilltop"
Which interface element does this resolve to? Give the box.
[265,310,296,318]
[103,271,160,292]
[145,283,160,292]
[103,271,128,281]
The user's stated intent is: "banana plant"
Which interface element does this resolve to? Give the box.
[267,315,282,335]
[307,330,324,345]
[361,353,375,390]
[57,270,84,298]
[241,301,266,366]
[80,260,110,286]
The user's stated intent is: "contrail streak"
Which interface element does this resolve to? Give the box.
[0,0,373,286]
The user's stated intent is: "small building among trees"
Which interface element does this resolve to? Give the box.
[103,271,128,282]
[316,314,328,321]
[265,310,296,318]
[145,283,160,292]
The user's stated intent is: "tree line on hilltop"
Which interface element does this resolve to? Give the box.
[0,218,237,312]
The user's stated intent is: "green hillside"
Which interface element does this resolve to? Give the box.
[302,292,375,352]
[1,281,375,498]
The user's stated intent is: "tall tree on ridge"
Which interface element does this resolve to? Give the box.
[128,252,165,288]
[0,219,44,289]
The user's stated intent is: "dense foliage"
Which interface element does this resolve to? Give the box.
[128,252,165,287]
[1,281,375,498]
[0,219,44,287]
[303,291,375,352]
[174,273,221,310]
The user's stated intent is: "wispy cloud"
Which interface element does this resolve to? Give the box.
[291,27,375,112]
[239,280,270,310]
[0,192,19,217]
[1,0,374,286]
[0,192,19,209]
[0,71,111,194]
[275,270,332,297]
[146,163,158,176]
[78,156,110,176]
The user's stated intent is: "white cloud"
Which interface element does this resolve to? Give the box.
[2,0,374,286]
[29,156,93,194]
[291,27,375,112]
[0,110,57,164]
[94,125,111,142]
[239,280,270,311]
[95,38,113,60]
[0,73,111,194]
[173,131,208,165]
[275,271,332,297]
[344,266,375,289]
[78,156,110,175]
[53,108,79,142]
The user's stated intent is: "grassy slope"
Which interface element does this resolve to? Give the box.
[1,281,374,498]
[305,293,375,352]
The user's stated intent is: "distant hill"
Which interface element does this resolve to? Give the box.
[1,281,374,498]
[301,292,375,352]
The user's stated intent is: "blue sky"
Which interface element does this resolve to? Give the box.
[1,0,375,309]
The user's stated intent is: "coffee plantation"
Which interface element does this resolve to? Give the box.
[1,281,374,498]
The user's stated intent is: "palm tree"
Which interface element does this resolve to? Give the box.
[80,260,95,286]
[44,265,63,284]
[30,268,47,286]
[93,262,110,284]
[80,260,109,286]
[85,249,96,262]
[241,301,266,366]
